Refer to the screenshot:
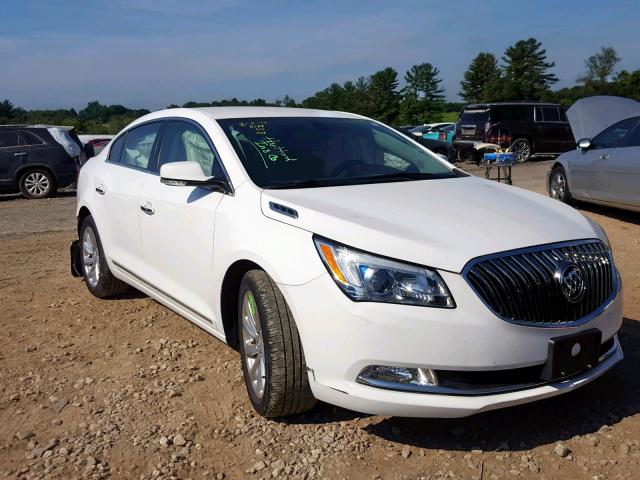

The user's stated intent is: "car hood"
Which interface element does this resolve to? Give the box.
[260,176,603,273]
[567,95,640,141]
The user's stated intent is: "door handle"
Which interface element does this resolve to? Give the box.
[95,186,105,195]
[599,154,610,160]
[13,151,28,157]
[140,203,154,215]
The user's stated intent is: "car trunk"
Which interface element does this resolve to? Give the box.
[456,108,490,141]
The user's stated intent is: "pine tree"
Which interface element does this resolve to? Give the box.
[459,53,502,103]
[368,67,400,124]
[400,63,445,124]
[501,38,558,100]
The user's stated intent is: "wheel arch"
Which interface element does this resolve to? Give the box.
[220,259,264,350]
[14,164,57,187]
[77,205,93,234]
[550,158,572,191]
[511,134,533,147]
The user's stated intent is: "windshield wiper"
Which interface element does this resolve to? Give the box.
[267,171,457,189]
[268,179,331,189]
[346,172,455,184]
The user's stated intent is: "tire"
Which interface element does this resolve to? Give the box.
[19,169,56,199]
[238,270,316,417]
[548,165,572,204]
[458,148,479,164]
[510,138,532,163]
[79,216,129,298]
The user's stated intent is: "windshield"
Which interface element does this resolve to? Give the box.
[217,117,456,189]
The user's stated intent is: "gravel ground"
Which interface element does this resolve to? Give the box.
[1,160,639,480]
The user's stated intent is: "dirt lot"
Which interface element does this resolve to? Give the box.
[1,160,639,480]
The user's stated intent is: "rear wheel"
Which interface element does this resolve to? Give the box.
[19,169,55,199]
[458,148,479,164]
[548,165,572,203]
[238,270,316,417]
[79,216,129,298]
[510,138,531,163]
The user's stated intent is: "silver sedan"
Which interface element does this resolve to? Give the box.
[548,96,640,212]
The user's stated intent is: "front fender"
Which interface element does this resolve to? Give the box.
[213,187,326,287]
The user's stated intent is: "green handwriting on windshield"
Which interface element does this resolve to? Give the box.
[253,136,297,165]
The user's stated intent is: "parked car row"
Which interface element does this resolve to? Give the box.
[454,102,575,163]
[404,102,577,165]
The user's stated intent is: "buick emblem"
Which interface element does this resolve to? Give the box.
[555,261,586,303]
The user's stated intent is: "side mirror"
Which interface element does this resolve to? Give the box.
[577,138,591,150]
[160,161,229,193]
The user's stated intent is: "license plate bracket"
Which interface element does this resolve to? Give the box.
[540,329,602,381]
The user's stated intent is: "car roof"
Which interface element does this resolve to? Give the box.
[131,107,366,126]
[0,124,75,130]
[464,102,564,109]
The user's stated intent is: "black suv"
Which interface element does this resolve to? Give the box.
[454,102,575,163]
[0,125,84,199]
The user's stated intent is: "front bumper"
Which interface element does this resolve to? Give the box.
[279,271,623,418]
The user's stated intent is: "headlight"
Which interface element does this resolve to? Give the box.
[313,236,454,307]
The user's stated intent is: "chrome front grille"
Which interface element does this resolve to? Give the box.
[464,241,615,326]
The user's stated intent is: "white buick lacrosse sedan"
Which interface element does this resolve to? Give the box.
[71,107,623,418]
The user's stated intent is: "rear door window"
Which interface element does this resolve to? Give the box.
[0,130,20,148]
[559,107,569,122]
[121,123,162,170]
[620,118,640,148]
[541,107,560,122]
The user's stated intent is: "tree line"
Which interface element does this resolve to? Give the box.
[1,38,638,134]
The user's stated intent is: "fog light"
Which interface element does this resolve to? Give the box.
[357,365,438,387]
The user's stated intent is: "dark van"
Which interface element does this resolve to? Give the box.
[0,125,85,199]
[454,102,575,163]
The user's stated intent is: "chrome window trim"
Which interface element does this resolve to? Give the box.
[461,239,620,328]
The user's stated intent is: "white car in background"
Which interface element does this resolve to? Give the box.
[548,96,640,212]
[71,107,623,418]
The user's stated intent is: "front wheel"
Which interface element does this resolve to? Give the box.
[238,270,316,417]
[548,165,572,204]
[510,138,531,163]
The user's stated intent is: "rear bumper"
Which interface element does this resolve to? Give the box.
[453,139,484,150]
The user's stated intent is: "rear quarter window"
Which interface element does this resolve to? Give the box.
[491,106,530,122]
[19,131,46,146]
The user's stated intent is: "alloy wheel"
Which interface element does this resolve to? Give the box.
[241,291,266,399]
[24,172,50,196]
[511,140,531,163]
[82,227,101,288]
[550,170,566,200]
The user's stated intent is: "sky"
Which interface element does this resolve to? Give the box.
[1,0,639,110]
